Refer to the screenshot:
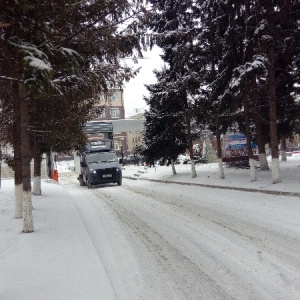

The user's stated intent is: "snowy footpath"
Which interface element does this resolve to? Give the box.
[1,155,300,300]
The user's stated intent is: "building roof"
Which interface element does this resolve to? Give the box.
[111,119,145,133]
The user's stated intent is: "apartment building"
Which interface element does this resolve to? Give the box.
[125,113,145,154]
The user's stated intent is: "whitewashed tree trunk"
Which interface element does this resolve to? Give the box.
[267,8,281,186]
[15,184,23,219]
[190,160,197,178]
[23,190,34,232]
[259,153,269,171]
[281,150,287,161]
[280,138,287,161]
[32,176,41,195]
[20,82,34,233]
[249,158,257,182]
[171,160,176,175]
[218,158,225,179]
[272,158,282,184]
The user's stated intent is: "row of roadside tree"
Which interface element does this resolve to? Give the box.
[142,0,300,181]
[0,0,150,232]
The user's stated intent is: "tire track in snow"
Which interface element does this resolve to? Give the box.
[59,175,300,299]
[98,181,300,299]
[62,184,121,299]
[91,185,236,299]
[122,183,300,270]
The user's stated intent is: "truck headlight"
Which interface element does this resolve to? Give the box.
[89,168,97,174]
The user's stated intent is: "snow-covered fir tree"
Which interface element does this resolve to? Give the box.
[0,0,147,232]
[143,67,188,173]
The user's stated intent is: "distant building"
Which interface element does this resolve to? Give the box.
[90,90,146,157]
[90,89,127,156]
[126,112,145,154]
[126,107,146,118]
[110,119,145,155]
[133,108,145,115]
[110,118,144,155]
[95,89,125,120]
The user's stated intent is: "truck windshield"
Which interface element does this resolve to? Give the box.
[86,152,117,163]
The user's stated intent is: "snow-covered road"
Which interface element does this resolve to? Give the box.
[59,172,300,300]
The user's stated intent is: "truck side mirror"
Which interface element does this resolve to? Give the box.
[80,162,86,167]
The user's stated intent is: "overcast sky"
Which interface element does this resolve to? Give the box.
[123,45,163,117]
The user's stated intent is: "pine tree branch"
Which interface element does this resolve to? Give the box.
[0,76,19,81]
[55,8,147,48]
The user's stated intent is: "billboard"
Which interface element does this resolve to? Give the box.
[223,133,257,157]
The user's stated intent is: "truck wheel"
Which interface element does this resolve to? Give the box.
[117,177,122,186]
[87,178,92,189]
[79,176,84,186]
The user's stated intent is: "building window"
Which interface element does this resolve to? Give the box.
[99,110,105,119]
[110,108,120,118]
[98,94,104,102]
[115,142,120,150]
[109,92,117,101]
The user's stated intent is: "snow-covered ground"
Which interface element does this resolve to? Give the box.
[1,154,300,299]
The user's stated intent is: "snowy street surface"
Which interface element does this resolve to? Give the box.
[1,156,300,299]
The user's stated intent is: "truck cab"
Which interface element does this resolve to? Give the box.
[78,150,122,188]
[74,121,122,188]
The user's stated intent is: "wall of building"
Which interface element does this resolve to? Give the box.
[95,89,125,120]
[126,131,142,154]
[91,89,127,156]
[90,89,146,157]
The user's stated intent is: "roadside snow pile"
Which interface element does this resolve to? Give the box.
[56,161,75,172]
[122,153,300,195]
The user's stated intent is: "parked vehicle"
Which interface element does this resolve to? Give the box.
[121,155,136,165]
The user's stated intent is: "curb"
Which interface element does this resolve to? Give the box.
[123,176,300,198]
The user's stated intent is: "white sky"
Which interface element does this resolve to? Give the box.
[123,45,163,117]
[1,155,300,299]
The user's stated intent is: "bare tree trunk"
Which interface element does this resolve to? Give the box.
[171,159,176,175]
[20,83,34,233]
[208,10,224,179]
[243,95,257,182]
[252,77,269,170]
[216,117,225,179]
[13,82,23,218]
[33,142,42,195]
[191,160,196,178]
[187,116,197,178]
[267,6,281,184]
[280,137,287,161]
[14,141,23,218]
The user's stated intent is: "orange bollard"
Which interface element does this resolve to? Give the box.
[51,170,59,182]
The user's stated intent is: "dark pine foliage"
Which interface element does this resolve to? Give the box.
[143,67,188,163]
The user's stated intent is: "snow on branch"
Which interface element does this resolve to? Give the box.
[230,55,267,90]
[10,41,53,72]
[0,76,19,82]
[59,47,81,58]
[24,56,52,71]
